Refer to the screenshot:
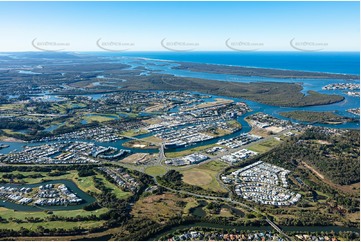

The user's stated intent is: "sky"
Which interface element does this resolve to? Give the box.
[0,1,359,52]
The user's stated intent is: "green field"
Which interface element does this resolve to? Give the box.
[165,144,217,158]
[0,103,25,110]
[248,138,281,153]
[180,160,227,193]
[83,113,119,123]
[0,218,105,231]
[97,174,132,199]
[0,207,109,221]
[145,166,167,176]
[119,129,149,137]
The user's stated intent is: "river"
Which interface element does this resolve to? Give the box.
[148,222,360,241]
[0,89,358,156]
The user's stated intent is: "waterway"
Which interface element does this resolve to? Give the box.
[148,222,360,241]
[0,89,358,156]
[0,179,96,211]
[112,55,360,127]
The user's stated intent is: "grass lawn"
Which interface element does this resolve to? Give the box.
[145,166,167,177]
[119,129,149,137]
[51,103,68,114]
[165,144,216,158]
[76,175,101,193]
[226,120,242,131]
[0,103,24,111]
[248,138,281,153]
[6,171,101,194]
[200,160,228,171]
[83,114,116,123]
[0,207,109,220]
[182,170,213,186]
[2,129,22,135]
[180,160,227,193]
[142,136,162,143]
[0,219,105,231]
[96,173,132,199]
[51,102,87,114]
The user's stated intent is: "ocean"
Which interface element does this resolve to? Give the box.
[90,51,360,75]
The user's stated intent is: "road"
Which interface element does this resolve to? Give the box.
[169,127,293,173]
[152,176,256,212]
[158,142,166,163]
[152,176,292,240]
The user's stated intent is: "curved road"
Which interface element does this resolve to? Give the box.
[152,176,292,241]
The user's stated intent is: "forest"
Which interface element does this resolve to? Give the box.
[262,128,360,185]
[280,111,355,124]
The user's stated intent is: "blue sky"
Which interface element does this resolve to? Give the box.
[0,1,359,51]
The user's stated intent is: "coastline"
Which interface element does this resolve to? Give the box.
[172,61,360,80]
[91,51,360,76]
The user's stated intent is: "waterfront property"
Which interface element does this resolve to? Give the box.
[146,102,248,148]
[0,141,129,164]
[347,108,360,116]
[0,183,83,207]
[246,112,294,133]
[164,229,282,241]
[322,83,360,91]
[34,126,123,143]
[217,133,262,149]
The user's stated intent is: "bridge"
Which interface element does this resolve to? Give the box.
[265,218,292,241]
[152,175,293,241]
[158,142,166,163]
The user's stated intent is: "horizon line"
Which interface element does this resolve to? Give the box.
[1,50,360,53]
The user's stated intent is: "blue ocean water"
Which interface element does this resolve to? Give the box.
[91,51,360,75]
